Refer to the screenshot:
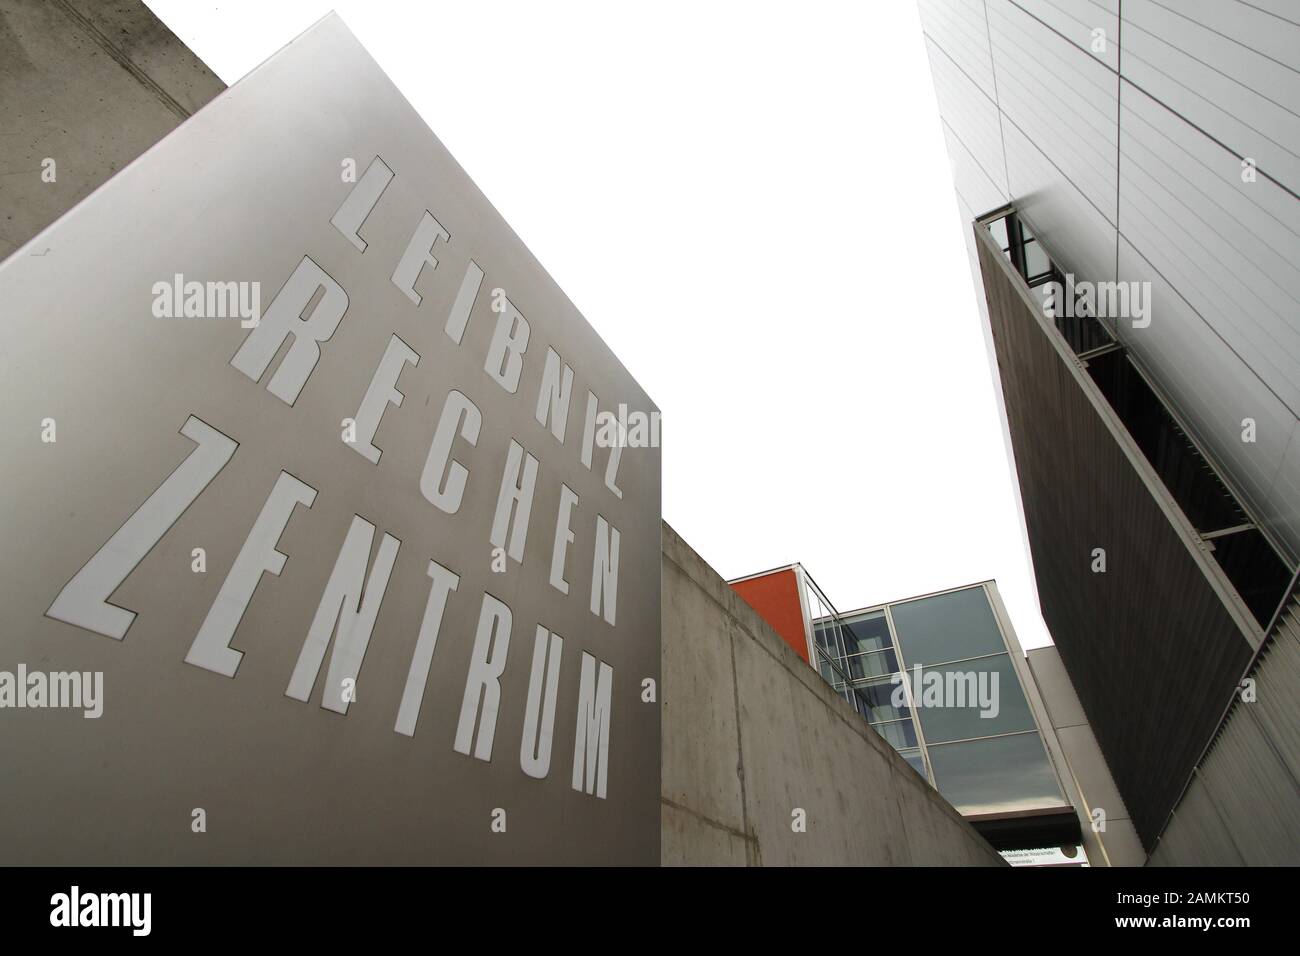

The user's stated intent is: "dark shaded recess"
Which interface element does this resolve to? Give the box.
[994,210,1292,632]
[1086,349,1245,533]
[1085,349,1289,626]
[1209,528,1294,626]
[1051,299,1112,356]
[971,809,1081,852]
[975,232,1254,849]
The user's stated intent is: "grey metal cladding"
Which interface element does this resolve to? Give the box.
[943,119,1010,216]
[1116,237,1299,566]
[927,0,1300,572]
[1002,119,1117,283]
[1006,0,1121,72]
[1118,73,1300,417]
[1268,438,1300,562]
[1195,697,1300,865]
[1233,0,1300,30]
[984,2,1119,286]
[1118,89,1300,416]
[974,232,1254,849]
[924,35,1010,197]
[1147,774,1247,865]
[1120,0,1300,196]
[1253,604,1300,783]
[918,0,999,101]
[989,0,1119,225]
[1153,606,1300,865]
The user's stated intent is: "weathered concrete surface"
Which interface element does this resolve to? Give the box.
[0,0,225,260]
[661,522,1005,866]
[1027,646,1147,866]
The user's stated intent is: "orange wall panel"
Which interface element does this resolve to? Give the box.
[731,569,810,663]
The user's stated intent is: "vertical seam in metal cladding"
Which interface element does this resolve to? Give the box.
[981,0,1014,197]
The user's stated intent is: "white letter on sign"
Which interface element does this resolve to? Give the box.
[420,390,481,514]
[348,334,419,464]
[549,484,579,596]
[444,260,484,345]
[394,559,461,737]
[590,516,620,626]
[330,156,393,253]
[186,471,317,676]
[520,625,564,779]
[47,416,237,640]
[454,593,512,761]
[484,296,530,393]
[534,347,574,443]
[231,256,348,405]
[572,652,613,799]
[489,439,538,565]
[286,515,400,714]
[392,211,450,306]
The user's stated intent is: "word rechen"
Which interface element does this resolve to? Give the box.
[45,154,643,800]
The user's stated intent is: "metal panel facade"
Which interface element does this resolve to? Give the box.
[0,15,661,864]
[1151,598,1300,865]
[921,0,1300,565]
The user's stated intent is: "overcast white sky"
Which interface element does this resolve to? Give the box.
[146,0,1052,651]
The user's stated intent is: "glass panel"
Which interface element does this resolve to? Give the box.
[899,749,928,780]
[1023,238,1051,279]
[849,686,871,719]
[830,622,848,661]
[928,734,1066,815]
[845,647,898,680]
[852,677,911,722]
[910,654,1037,744]
[812,609,846,661]
[889,586,1005,666]
[816,652,835,684]
[839,610,892,655]
[870,718,918,750]
[988,216,1008,250]
[813,621,834,653]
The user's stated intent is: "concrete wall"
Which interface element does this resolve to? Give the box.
[661,523,1004,866]
[1026,647,1147,867]
[0,0,224,260]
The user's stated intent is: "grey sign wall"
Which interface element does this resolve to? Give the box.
[0,14,661,865]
